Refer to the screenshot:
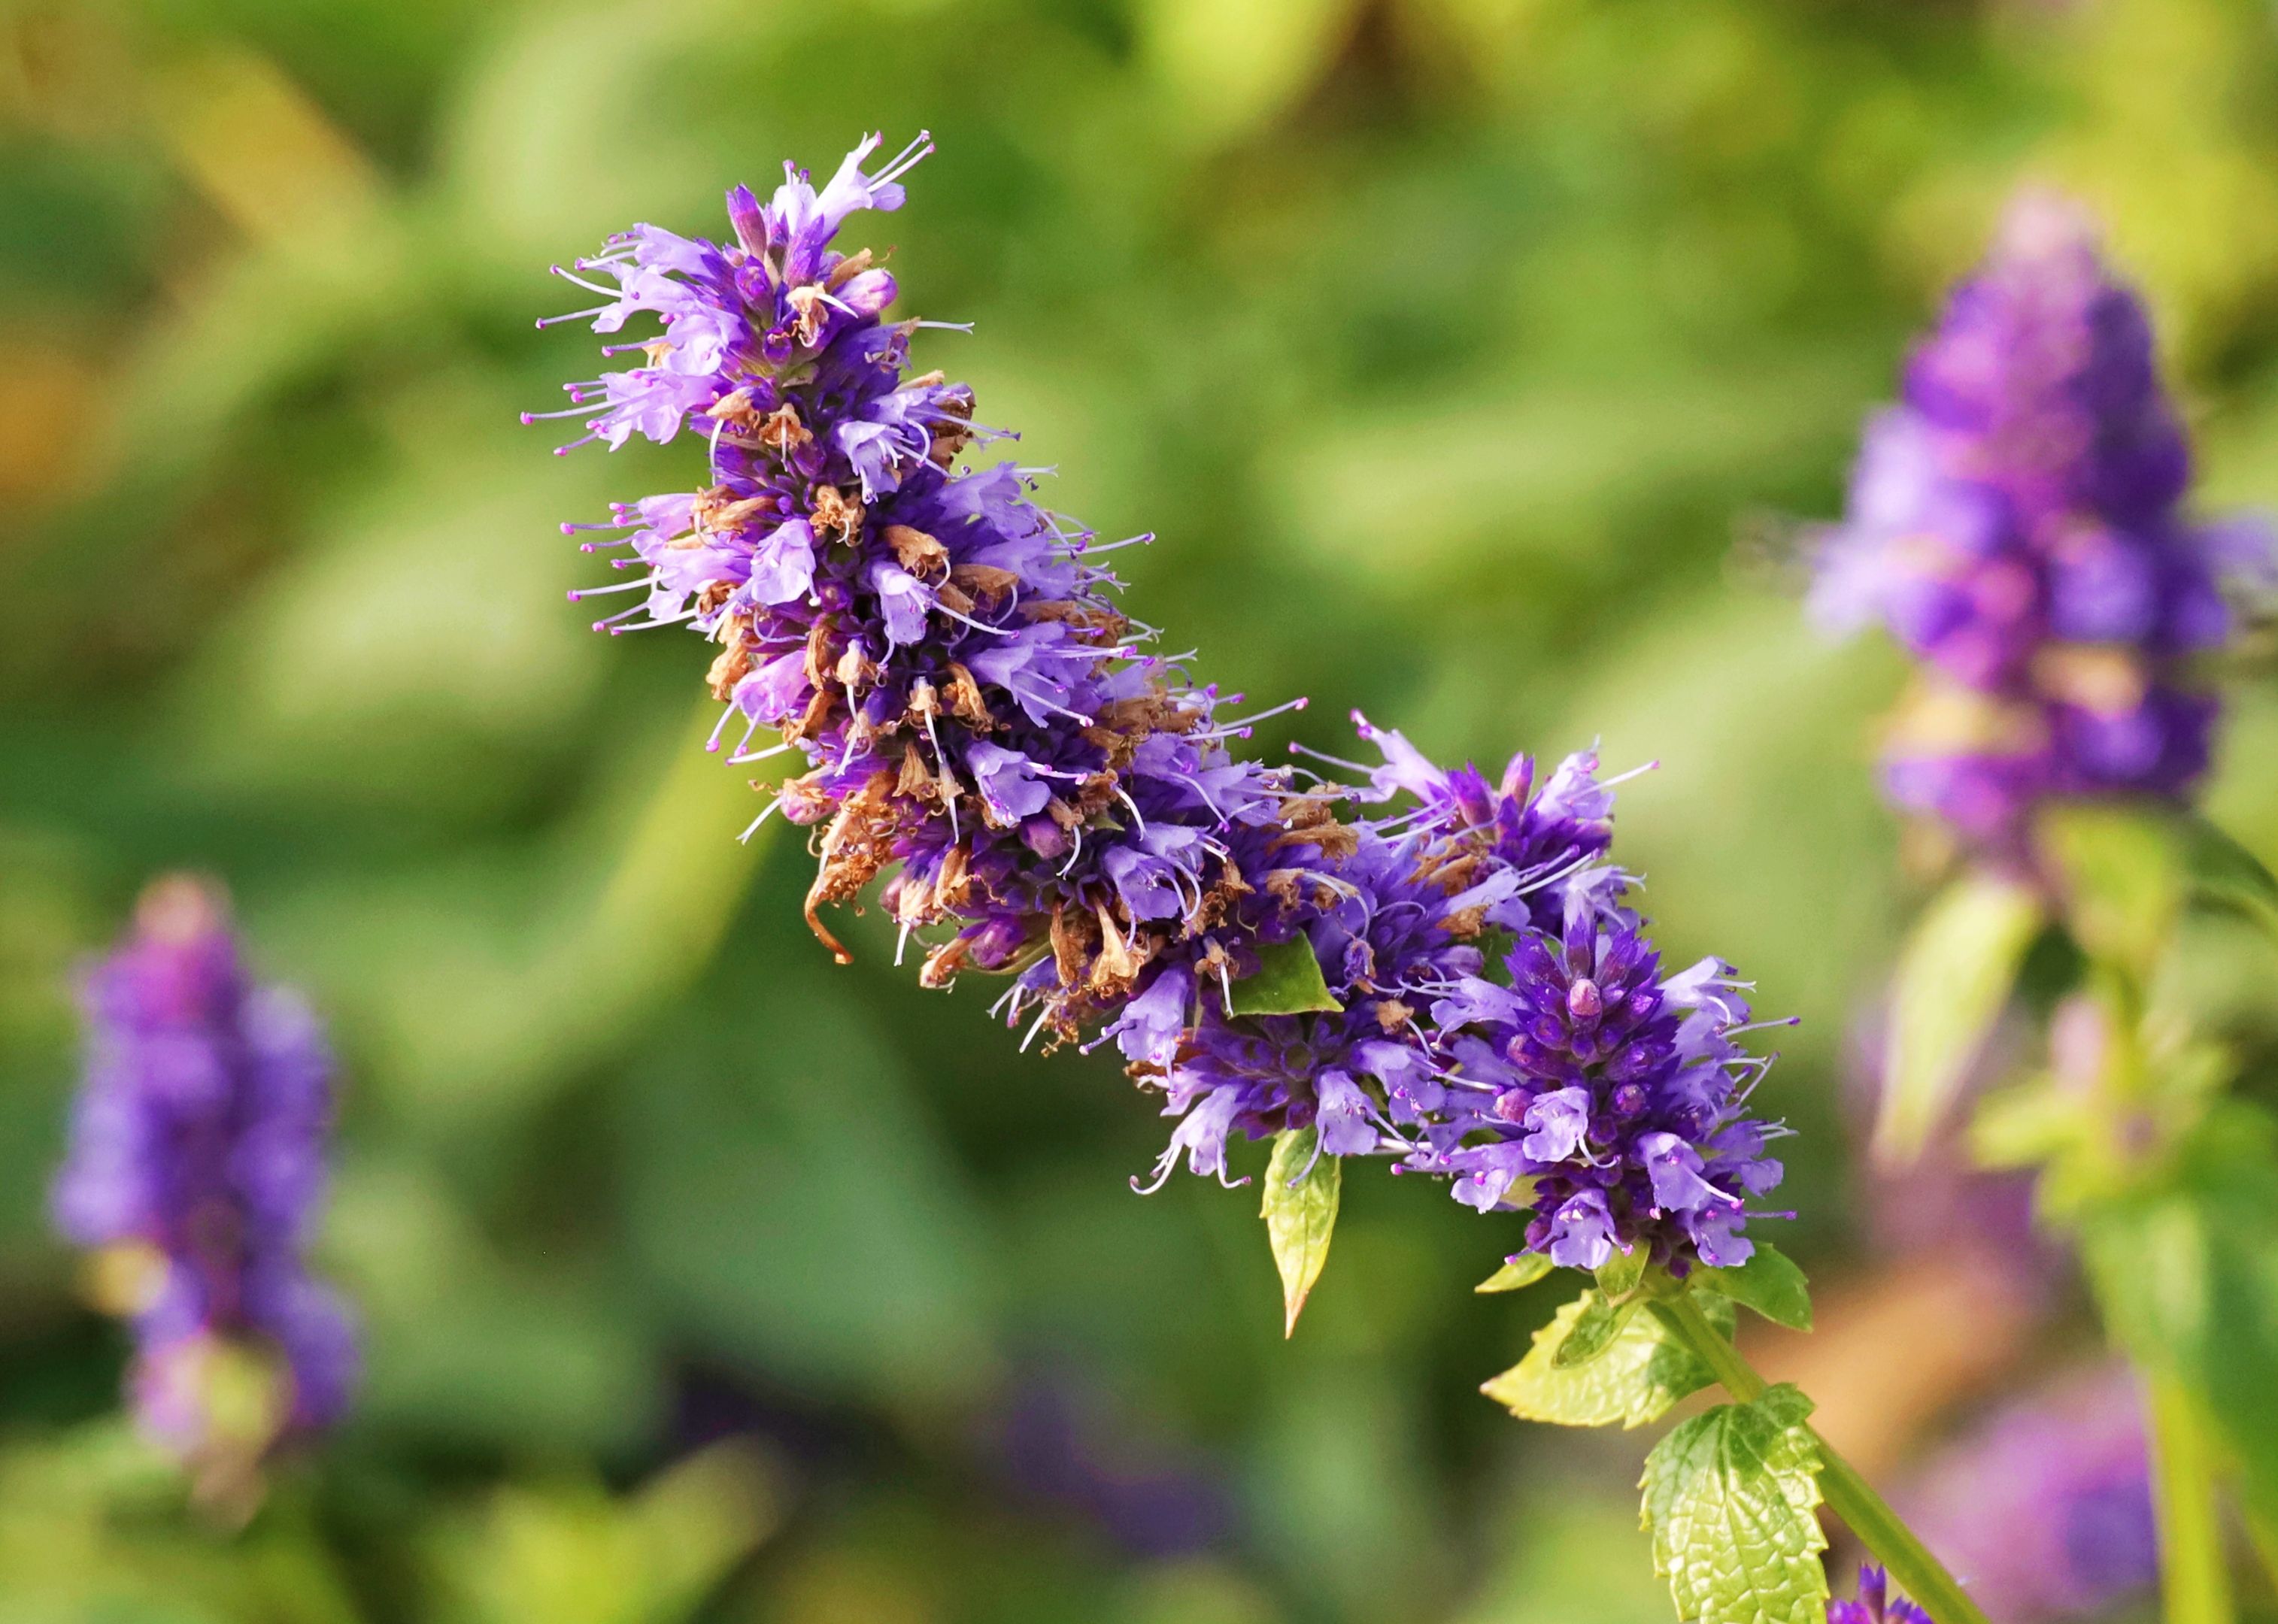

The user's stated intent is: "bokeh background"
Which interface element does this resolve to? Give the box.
[7,0,2278,1619]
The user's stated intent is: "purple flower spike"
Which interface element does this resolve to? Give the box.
[1812,192,2269,853]
[52,877,355,1488]
[541,135,1786,1272]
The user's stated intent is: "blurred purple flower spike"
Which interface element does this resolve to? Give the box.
[1812,192,2270,853]
[52,877,356,1494]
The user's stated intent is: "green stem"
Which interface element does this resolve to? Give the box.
[2146,1368,2235,1624]
[1659,1292,1991,1624]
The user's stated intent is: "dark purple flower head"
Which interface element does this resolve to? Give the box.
[52,877,355,1472]
[1812,192,2267,852]
[541,135,1787,1273]
[1903,1363,2155,1623]
[1831,1567,1932,1624]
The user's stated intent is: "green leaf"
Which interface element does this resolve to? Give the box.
[2039,803,2184,976]
[1552,1289,1639,1368]
[1483,1292,1735,1429]
[1695,1242,1814,1332]
[1596,1245,1648,1299]
[1876,874,2045,1164]
[1260,1127,1341,1337]
[1228,935,1344,1017]
[1640,1384,1829,1624]
[2079,1105,2278,1532]
[1476,1253,1555,1294]
[2182,815,2278,944]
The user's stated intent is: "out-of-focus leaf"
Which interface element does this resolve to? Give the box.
[2040,804,2184,977]
[1483,1293,1733,1430]
[2182,814,2278,944]
[1261,1126,1342,1336]
[430,1441,781,1624]
[1694,1241,1813,1332]
[1639,1385,1828,1624]
[2081,1104,2278,1532]
[1476,1253,1555,1294]
[1138,0,1360,147]
[623,955,995,1405]
[1876,874,2045,1165]
[1229,935,1343,1016]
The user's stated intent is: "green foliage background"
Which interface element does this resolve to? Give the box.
[5,0,2278,1619]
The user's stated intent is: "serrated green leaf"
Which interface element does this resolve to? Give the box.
[2182,815,2278,944]
[1640,1385,1828,1624]
[1476,1253,1555,1294]
[1483,1292,1735,1429]
[1876,874,2045,1164]
[1596,1245,1648,1298]
[1260,1127,1341,1336]
[1228,935,1343,1017]
[2039,804,2183,977]
[1695,1242,1813,1332]
[1553,1290,1639,1368]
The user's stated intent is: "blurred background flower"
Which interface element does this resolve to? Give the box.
[5,0,2278,1619]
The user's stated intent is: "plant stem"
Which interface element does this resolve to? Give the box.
[1659,1292,1991,1624]
[2146,1368,2235,1624]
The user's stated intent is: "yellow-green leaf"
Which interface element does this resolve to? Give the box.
[1877,874,2045,1165]
[1483,1292,1734,1430]
[1694,1241,1813,1332]
[1596,1244,1648,1299]
[1260,1127,1341,1336]
[1228,935,1343,1017]
[1476,1253,1555,1294]
[1552,1290,1637,1368]
[1639,1384,1828,1624]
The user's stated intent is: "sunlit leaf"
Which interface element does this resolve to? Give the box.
[1595,1244,1648,1299]
[1229,935,1343,1017]
[1876,874,2045,1164]
[1261,1127,1342,1337]
[1476,1253,1555,1294]
[1640,1385,1828,1624]
[1694,1242,1813,1332]
[1551,1289,1638,1369]
[1483,1292,1734,1430]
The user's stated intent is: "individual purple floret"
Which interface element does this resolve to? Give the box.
[1831,1566,1931,1624]
[51,877,355,1477]
[1811,192,2267,852]
[1902,1363,2156,1624]
[538,134,1787,1274]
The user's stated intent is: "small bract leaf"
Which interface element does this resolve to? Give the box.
[1260,1127,1340,1337]
[1229,935,1343,1017]
[1596,1244,1647,1299]
[1476,1253,1555,1294]
[1876,874,2045,1165]
[1695,1242,1813,1332]
[1483,1292,1734,1429]
[1639,1385,1828,1624]
[1551,1289,1637,1369]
